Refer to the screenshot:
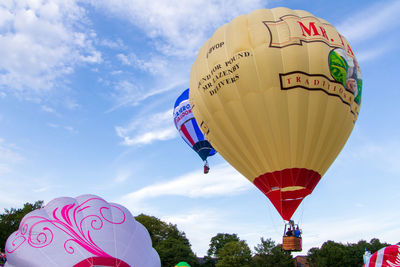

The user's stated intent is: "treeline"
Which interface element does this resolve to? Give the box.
[0,202,392,267]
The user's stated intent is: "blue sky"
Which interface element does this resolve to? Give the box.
[1,0,400,257]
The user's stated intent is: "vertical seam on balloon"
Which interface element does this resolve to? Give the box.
[40,205,62,266]
[274,8,294,188]
[308,85,334,171]
[314,34,356,174]
[236,11,270,176]
[186,119,200,144]
[317,99,352,175]
[299,10,314,189]
[264,9,289,218]
[249,10,279,177]
[305,16,333,177]
[288,10,303,189]
[121,214,140,265]
[111,202,118,266]
[216,20,258,177]
[71,198,88,266]
[205,59,248,176]
[192,118,204,143]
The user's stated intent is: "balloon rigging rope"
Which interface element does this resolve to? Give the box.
[298,197,307,227]
[266,200,281,236]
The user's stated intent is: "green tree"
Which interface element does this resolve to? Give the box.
[252,237,294,267]
[307,239,391,267]
[207,233,240,257]
[367,238,391,253]
[200,256,217,267]
[0,201,43,251]
[308,240,347,267]
[215,240,252,267]
[135,214,199,267]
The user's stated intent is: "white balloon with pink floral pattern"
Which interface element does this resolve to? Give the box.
[4,194,161,267]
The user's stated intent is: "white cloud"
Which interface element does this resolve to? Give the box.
[0,0,101,97]
[97,1,266,110]
[337,0,400,44]
[343,140,400,175]
[33,186,52,193]
[109,79,186,111]
[63,125,77,133]
[356,44,391,63]
[108,80,143,110]
[121,128,175,145]
[99,38,125,49]
[0,171,61,210]
[115,108,177,145]
[117,52,168,75]
[117,53,130,65]
[113,168,133,183]
[117,163,254,256]
[47,123,78,133]
[87,0,265,57]
[47,122,59,128]
[0,138,23,180]
[110,70,123,75]
[0,138,23,171]
[41,105,56,113]
[120,163,251,204]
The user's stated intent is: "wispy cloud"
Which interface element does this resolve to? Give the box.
[117,53,168,75]
[335,0,400,63]
[0,171,62,210]
[356,44,391,63]
[337,0,400,44]
[0,0,101,98]
[87,0,265,57]
[47,123,78,134]
[342,139,400,175]
[96,1,266,110]
[41,105,56,113]
[108,79,185,111]
[115,108,177,145]
[0,139,22,162]
[120,163,251,204]
[0,138,23,174]
[41,105,63,117]
[108,80,144,110]
[113,168,133,183]
[99,38,125,49]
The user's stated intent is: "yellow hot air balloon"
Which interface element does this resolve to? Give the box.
[189,7,362,222]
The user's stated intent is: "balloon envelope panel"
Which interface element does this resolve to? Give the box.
[173,88,216,161]
[190,8,362,220]
[175,261,191,267]
[363,245,400,267]
[5,194,160,267]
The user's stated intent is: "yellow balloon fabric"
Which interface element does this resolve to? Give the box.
[189,7,362,220]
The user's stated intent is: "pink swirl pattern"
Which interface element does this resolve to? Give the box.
[6,197,126,258]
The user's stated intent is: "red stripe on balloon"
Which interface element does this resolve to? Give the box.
[74,257,130,267]
[180,124,195,146]
[253,168,321,220]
